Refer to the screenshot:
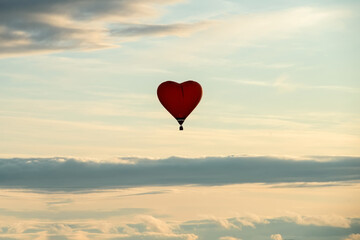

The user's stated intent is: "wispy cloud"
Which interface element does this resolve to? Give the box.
[0,156,359,191]
[0,207,149,220]
[148,6,351,66]
[111,22,210,38]
[215,75,360,93]
[0,0,210,57]
[0,1,351,58]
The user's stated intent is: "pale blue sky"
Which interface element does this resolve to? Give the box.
[1,0,359,158]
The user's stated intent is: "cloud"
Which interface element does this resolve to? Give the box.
[0,1,116,56]
[0,207,149,220]
[269,182,354,188]
[0,1,351,58]
[209,217,240,230]
[0,218,198,240]
[219,237,242,240]
[216,75,360,93]
[117,190,171,198]
[150,6,350,66]
[281,213,351,228]
[46,198,73,207]
[139,215,173,234]
[183,214,270,232]
[0,0,209,57]
[0,214,358,240]
[178,215,360,240]
[111,22,210,37]
[271,234,283,240]
[128,215,199,240]
[0,156,359,191]
[235,214,269,228]
[344,234,360,240]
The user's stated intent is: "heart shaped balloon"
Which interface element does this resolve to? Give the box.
[157,80,202,130]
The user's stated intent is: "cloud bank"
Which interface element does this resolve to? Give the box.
[0,214,359,240]
[0,156,359,191]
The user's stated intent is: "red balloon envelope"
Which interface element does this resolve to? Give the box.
[157,80,202,130]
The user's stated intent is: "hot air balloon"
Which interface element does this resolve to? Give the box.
[157,80,202,130]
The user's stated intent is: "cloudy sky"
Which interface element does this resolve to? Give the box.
[0,0,359,239]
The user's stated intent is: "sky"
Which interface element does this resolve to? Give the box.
[0,0,359,239]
